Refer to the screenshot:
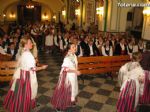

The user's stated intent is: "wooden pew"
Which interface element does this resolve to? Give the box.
[0,61,17,82]
[0,53,12,61]
[78,55,130,78]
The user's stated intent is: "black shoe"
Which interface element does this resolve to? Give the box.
[36,103,40,107]
[55,108,62,112]
[71,102,76,107]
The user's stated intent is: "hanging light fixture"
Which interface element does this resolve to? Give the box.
[18,0,40,10]
[25,0,35,9]
[96,0,104,15]
[143,7,150,16]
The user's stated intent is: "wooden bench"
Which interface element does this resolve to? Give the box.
[78,55,130,79]
[0,61,17,82]
[0,54,12,61]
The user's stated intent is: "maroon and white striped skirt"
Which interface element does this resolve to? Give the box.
[139,70,150,104]
[117,80,136,112]
[51,69,72,110]
[3,70,36,112]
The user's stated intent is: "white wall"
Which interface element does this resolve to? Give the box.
[108,0,145,32]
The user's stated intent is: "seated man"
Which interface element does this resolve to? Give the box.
[0,38,6,55]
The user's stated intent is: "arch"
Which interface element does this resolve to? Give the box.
[3,1,62,22]
[3,1,18,13]
[0,0,64,14]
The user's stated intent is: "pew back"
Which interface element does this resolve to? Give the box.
[78,55,130,75]
[0,61,17,82]
[0,54,12,61]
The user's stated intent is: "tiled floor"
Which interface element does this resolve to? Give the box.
[0,52,121,112]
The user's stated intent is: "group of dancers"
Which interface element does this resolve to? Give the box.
[3,35,80,112]
[2,34,150,112]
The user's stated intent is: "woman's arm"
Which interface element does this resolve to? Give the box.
[101,46,108,56]
[35,65,48,71]
[65,68,81,76]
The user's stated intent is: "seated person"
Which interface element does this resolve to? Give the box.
[0,38,6,55]
[101,39,113,56]
[114,38,127,55]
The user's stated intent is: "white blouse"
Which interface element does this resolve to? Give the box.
[19,50,35,70]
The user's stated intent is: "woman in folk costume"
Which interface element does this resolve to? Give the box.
[139,42,150,105]
[16,32,38,61]
[3,36,48,112]
[51,43,80,111]
[117,52,146,112]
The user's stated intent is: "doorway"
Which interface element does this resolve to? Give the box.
[17,5,41,25]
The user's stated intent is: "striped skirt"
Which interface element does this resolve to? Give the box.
[117,80,136,112]
[51,70,72,110]
[3,70,36,112]
[139,70,150,104]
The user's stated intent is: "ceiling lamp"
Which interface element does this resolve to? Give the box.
[26,0,35,9]
[18,0,40,9]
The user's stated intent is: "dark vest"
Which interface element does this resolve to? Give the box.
[104,45,110,56]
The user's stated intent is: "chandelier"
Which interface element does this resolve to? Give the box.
[26,0,34,9]
[18,0,40,9]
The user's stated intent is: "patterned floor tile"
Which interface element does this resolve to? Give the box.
[38,79,47,85]
[39,75,52,82]
[99,104,116,112]
[37,93,42,98]
[38,87,49,94]
[78,91,93,99]
[37,95,50,105]
[105,79,117,85]
[0,100,3,107]
[43,90,53,97]
[90,94,108,103]
[96,89,112,96]
[88,81,102,88]
[80,79,91,85]
[67,106,82,112]
[41,82,51,89]
[109,91,119,99]
[37,106,55,112]
[37,71,50,76]
[83,86,99,94]
[105,98,118,106]
[85,100,103,111]
[80,108,97,112]
[50,78,59,83]
[100,84,115,91]
[78,84,86,90]
[92,77,106,84]
[0,89,7,97]
[113,86,120,92]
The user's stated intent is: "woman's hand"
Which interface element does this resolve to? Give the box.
[42,65,48,70]
[138,75,144,83]
[76,71,81,76]
[36,64,48,71]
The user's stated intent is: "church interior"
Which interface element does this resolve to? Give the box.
[0,0,150,112]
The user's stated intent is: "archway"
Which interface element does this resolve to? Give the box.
[0,0,64,23]
[2,1,55,24]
